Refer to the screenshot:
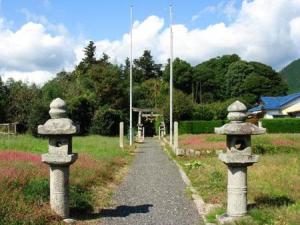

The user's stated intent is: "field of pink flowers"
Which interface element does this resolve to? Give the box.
[0,135,131,224]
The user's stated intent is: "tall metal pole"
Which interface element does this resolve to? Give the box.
[129,6,133,146]
[169,5,174,145]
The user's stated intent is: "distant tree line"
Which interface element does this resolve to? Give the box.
[0,41,288,136]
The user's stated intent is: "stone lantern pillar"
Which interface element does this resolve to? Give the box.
[174,121,179,154]
[158,126,161,140]
[215,101,265,222]
[38,98,78,219]
[119,122,124,149]
[136,111,144,143]
[159,122,165,139]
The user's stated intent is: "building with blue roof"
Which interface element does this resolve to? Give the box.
[249,92,300,119]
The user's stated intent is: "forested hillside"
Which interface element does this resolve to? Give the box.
[0,41,288,135]
[280,58,300,93]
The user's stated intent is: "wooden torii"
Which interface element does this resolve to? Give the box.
[132,107,160,142]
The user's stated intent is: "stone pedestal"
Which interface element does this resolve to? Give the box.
[50,166,69,217]
[174,121,179,155]
[159,122,166,139]
[136,123,144,143]
[227,166,247,216]
[119,122,124,148]
[38,98,78,219]
[215,101,265,222]
[158,126,161,140]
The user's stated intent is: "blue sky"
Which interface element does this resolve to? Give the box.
[1,0,242,40]
[0,0,299,84]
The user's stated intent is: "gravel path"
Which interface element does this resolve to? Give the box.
[101,138,202,225]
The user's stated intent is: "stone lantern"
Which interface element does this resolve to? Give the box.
[215,101,265,222]
[136,111,144,143]
[159,122,165,139]
[38,98,78,219]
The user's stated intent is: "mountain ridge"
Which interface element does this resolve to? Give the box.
[280,58,300,93]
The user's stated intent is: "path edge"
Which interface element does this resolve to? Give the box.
[160,137,218,225]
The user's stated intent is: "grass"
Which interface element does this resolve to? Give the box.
[0,134,129,160]
[176,133,300,225]
[0,134,132,224]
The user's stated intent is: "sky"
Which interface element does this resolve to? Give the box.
[0,0,299,84]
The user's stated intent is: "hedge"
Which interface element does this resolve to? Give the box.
[262,118,300,133]
[179,120,225,134]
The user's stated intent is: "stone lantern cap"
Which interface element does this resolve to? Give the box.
[38,98,77,135]
[215,101,266,135]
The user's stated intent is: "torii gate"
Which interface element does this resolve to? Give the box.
[133,107,160,143]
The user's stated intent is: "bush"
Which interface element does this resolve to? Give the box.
[163,90,194,123]
[70,185,93,214]
[179,120,225,134]
[90,106,122,136]
[262,118,300,133]
[192,105,214,120]
[22,179,49,203]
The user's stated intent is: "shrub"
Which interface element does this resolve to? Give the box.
[192,105,214,120]
[70,185,93,214]
[22,179,49,203]
[90,106,122,136]
[162,89,194,123]
[179,120,225,134]
[262,118,300,133]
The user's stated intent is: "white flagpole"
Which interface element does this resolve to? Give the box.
[129,5,133,146]
[169,5,174,146]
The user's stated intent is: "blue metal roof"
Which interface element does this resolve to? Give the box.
[248,105,263,112]
[249,92,300,112]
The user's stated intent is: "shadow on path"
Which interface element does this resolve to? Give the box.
[100,204,153,218]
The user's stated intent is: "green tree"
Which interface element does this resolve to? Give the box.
[163,58,193,95]
[192,105,214,120]
[86,63,127,109]
[193,65,218,103]
[67,96,94,135]
[133,79,164,108]
[28,100,49,136]
[83,41,96,65]
[196,54,241,100]
[133,50,162,82]
[225,61,288,103]
[162,89,194,123]
[90,106,123,135]
[6,79,40,130]
[0,77,8,122]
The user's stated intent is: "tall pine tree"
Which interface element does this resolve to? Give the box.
[83,41,96,65]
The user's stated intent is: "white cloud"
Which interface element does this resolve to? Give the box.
[1,0,300,85]
[223,0,238,20]
[0,18,76,84]
[92,0,300,70]
[191,0,238,23]
[0,70,53,84]
[91,16,164,65]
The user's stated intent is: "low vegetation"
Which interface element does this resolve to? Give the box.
[177,133,300,225]
[0,135,132,224]
[262,118,300,133]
